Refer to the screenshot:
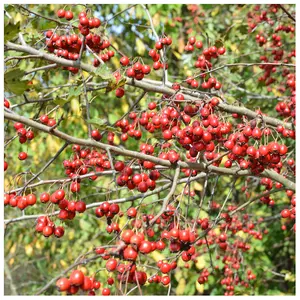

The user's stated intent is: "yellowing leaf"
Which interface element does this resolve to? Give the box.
[151,250,165,262]
[60,260,68,268]
[25,244,33,257]
[152,13,160,27]
[193,182,203,191]
[176,278,186,295]
[173,51,182,60]
[68,229,75,240]
[195,255,206,270]
[10,243,17,254]
[136,38,146,55]
[195,281,204,294]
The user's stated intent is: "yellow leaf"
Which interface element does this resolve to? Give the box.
[60,260,68,268]
[195,281,204,294]
[151,250,165,262]
[25,244,33,257]
[230,44,238,53]
[79,267,88,275]
[68,229,75,240]
[51,241,56,253]
[178,37,185,53]
[10,243,17,254]
[195,255,206,270]
[176,278,186,295]
[71,98,80,115]
[211,7,220,17]
[35,240,44,250]
[136,38,146,56]
[152,13,160,27]
[193,182,203,191]
[9,258,14,265]
[173,51,182,60]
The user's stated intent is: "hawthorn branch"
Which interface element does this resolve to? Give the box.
[19,5,71,27]
[278,4,296,22]
[4,111,295,191]
[4,172,208,225]
[191,62,295,79]
[5,41,293,130]
[25,63,57,75]
[35,254,101,295]
[149,165,181,226]
[17,142,69,195]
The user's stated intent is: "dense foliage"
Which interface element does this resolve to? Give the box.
[4,4,295,296]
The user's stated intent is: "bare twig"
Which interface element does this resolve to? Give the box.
[149,165,181,226]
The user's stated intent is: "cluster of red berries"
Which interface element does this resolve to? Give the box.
[182,36,226,90]
[4,193,36,210]
[46,9,108,73]
[5,110,36,167]
[123,60,151,81]
[197,268,210,284]
[95,201,120,220]
[39,114,57,127]
[35,215,65,238]
[247,5,295,92]
[147,35,172,70]
[56,269,105,295]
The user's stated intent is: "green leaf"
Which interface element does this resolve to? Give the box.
[4,20,20,43]
[4,67,29,95]
[94,64,114,80]
[67,86,82,100]
[237,24,248,35]
[86,118,121,133]
[53,97,70,107]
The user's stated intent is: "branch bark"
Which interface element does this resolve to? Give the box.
[4,111,295,191]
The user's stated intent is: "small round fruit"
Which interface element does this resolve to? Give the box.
[56,277,70,291]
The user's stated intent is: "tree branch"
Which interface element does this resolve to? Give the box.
[149,165,181,226]
[4,111,295,191]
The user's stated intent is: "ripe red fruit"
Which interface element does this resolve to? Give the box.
[65,11,73,20]
[75,201,86,213]
[281,209,291,218]
[57,9,66,18]
[161,275,170,285]
[127,207,137,218]
[160,263,171,273]
[43,225,54,237]
[123,246,138,261]
[27,194,37,206]
[121,229,134,244]
[115,87,125,98]
[91,129,102,141]
[81,276,93,291]
[102,288,111,296]
[120,56,130,66]
[56,277,70,291]
[139,240,152,254]
[219,233,227,242]
[92,18,101,28]
[70,270,84,286]
[79,16,89,26]
[106,258,118,271]
[218,47,226,55]
[55,189,65,201]
[54,226,65,238]
[40,114,49,124]
[18,152,27,160]
[26,130,34,140]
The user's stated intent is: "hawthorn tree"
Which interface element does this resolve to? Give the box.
[4,3,295,296]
